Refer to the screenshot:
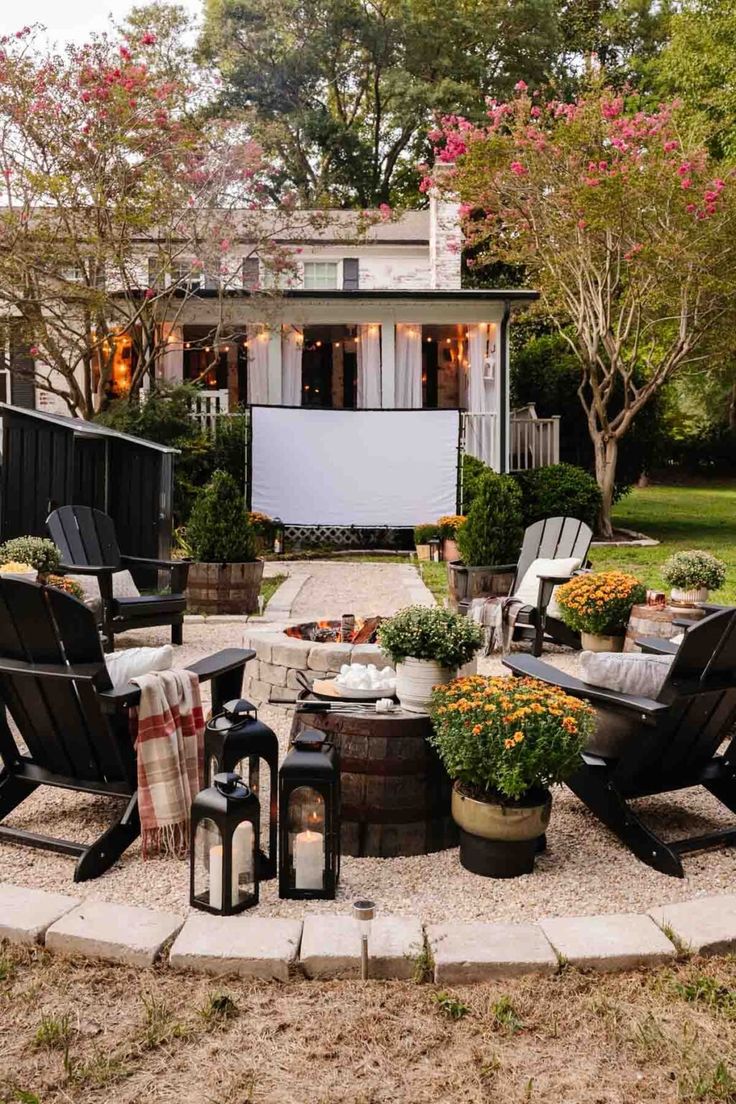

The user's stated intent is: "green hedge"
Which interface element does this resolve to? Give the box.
[512,463,602,531]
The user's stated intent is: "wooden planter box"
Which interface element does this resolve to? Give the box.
[447,561,515,613]
[187,560,264,614]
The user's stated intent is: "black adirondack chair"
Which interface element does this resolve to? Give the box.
[482,516,593,656]
[0,576,253,881]
[48,504,190,652]
[504,607,736,877]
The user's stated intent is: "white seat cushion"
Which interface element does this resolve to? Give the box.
[580,650,674,698]
[105,645,174,690]
[514,557,581,617]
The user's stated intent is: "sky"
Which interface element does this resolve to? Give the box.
[0,0,201,45]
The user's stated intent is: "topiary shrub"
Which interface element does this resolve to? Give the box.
[461,454,490,515]
[186,470,256,563]
[414,523,440,545]
[456,471,523,567]
[513,463,602,531]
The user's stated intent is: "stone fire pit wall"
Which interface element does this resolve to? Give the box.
[242,629,389,706]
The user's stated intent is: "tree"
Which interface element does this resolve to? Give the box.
[653,0,736,162]
[198,0,564,207]
[0,23,320,417]
[558,0,674,88]
[434,84,736,535]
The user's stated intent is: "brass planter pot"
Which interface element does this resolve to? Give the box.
[451,783,552,878]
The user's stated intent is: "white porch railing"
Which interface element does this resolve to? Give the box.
[462,412,499,468]
[189,389,230,433]
[510,412,560,470]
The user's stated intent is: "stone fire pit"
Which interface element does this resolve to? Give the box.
[243,620,388,706]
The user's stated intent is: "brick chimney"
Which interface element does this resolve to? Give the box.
[429,163,462,290]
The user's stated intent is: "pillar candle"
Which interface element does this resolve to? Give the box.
[294,829,323,890]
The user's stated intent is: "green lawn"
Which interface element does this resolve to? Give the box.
[590,480,736,604]
[259,572,288,607]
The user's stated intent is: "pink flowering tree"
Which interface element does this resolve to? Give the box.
[0,26,326,417]
[430,83,736,535]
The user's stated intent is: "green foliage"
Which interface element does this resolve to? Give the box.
[432,991,470,1020]
[660,550,727,591]
[555,571,647,635]
[456,471,523,567]
[0,536,61,575]
[670,973,736,1020]
[199,991,239,1027]
[378,606,483,668]
[460,454,490,515]
[414,523,440,545]
[199,0,565,206]
[34,1012,73,1051]
[513,463,602,531]
[186,470,256,563]
[491,995,524,1034]
[429,675,592,801]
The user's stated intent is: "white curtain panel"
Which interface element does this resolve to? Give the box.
[247,324,271,404]
[356,324,382,407]
[281,325,303,406]
[467,323,499,412]
[394,324,422,408]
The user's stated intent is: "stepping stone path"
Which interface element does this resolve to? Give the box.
[275,560,434,620]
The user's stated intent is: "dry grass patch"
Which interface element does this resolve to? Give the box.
[1,943,736,1103]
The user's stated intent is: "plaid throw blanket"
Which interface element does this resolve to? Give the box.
[131,669,204,858]
[470,595,526,655]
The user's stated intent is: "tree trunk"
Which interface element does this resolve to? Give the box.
[593,434,619,539]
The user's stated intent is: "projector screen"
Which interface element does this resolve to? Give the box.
[250,406,459,526]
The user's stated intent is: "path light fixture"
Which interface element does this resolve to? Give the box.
[278,730,340,900]
[204,699,279,879]
[272,517,285,556]
[191,773,260,914]
[428,538,441,563]
[353,899,376,980]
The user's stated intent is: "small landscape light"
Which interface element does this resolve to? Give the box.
[352,899,376,980]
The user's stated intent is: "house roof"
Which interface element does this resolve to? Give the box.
[0,404,178,453]
[159,287,540,304]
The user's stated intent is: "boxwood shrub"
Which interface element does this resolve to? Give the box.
[513,463,602,531]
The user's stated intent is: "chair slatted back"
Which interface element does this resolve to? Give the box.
[0,579,134,787]
[47,505,121,569]
[618,608,736,787]
[514,517,594,590]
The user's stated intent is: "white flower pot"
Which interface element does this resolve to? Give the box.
[670,586,709,607]
[396,657,456,714]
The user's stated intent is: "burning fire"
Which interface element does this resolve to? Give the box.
[285,617,373,644]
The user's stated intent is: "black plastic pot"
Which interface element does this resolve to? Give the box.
[458,828,547,878]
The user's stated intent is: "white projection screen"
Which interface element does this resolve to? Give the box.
[250,407,460,526]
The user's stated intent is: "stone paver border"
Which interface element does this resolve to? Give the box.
[5,883,736,982]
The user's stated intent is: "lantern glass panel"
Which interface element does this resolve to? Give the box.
[233,756,272,854]
[232,819,256,905]
[287,787,325,892]
[193,817,223,909]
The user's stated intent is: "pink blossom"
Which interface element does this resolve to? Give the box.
[378,202,392,220]
[577,219,587,229]
[144,287,155,299]
[509,161,527,176]
[704,190,719,204]
[681,178,692,189]
[514,80,528,92]
[458,202,473,217]
[530,106,541,118]
[140,32,156,46]
[29,345,39,356]
[677,162,691,176]
[686,203,696,213]
[219,238,231,251]
[663,140,679,152]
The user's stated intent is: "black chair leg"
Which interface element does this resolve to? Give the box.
[74,793,140,882]
[0,771,38,821]
[171,620,183,646]
[567,765,685,877]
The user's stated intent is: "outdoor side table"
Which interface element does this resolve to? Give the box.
[624,603,706,652]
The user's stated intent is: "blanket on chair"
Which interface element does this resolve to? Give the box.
[470,595,526,655]
[131,668,204,858]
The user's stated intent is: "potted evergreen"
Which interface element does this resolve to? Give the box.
[186,470,263,614]
[378,606,483,713]
[661,550,726,607]
[449,471,524,611]
[555,570,646,651]
[414,523,440,562]
[429,675,593,877]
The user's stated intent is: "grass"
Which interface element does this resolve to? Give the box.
[590,480,736,604]
[418,560,450,603]
[4,945,736,1102]
[259,572,288,608]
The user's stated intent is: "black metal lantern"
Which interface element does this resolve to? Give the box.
[191,773,259,914]
[278,729,340,900]
[272,516,285,556]
[428,538,441,563]
[204,699,278,879]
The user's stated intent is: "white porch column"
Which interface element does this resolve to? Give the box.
[380,322,395,408]
[160,323,183,383]
[266,327,283,404]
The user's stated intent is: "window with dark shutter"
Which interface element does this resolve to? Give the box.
[243,256,260,290]
[343,258,360,290]
[147,256,159,289]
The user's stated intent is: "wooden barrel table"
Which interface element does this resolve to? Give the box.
[624,603,706,652]
[290,705,458,858]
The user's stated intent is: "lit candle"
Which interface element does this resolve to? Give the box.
[294,829,323,890]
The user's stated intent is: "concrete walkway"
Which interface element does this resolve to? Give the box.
[266,560,434,620]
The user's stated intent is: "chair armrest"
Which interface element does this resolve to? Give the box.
[502,653,669,717]
[97,648,256,714]
[536,573,575,584]
[121,555,191,570]
[533,574,574,615]
[0,657,104,682]
[636,637,679,655]
[58,564,117,576]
